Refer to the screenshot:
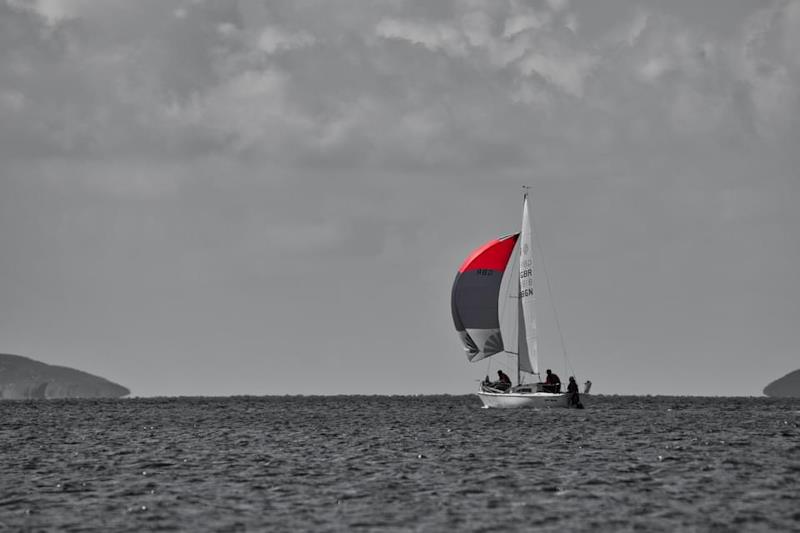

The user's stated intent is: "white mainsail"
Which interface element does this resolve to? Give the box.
[517,194,537,375]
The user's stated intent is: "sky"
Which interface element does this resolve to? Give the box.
[1,0,798,397]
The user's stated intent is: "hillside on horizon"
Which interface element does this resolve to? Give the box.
[0,353,129,399]
[763,369,800,398]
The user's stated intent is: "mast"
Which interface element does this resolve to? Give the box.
[516,188,526,385]
[518,187,527,385]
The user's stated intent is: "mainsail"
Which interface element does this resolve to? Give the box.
[451,233,519,361]
[517,195,537,374]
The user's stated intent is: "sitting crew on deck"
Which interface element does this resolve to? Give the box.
[496,370,512,391]
[543,369,561,393]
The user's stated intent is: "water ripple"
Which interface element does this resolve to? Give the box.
[0,395,798,531]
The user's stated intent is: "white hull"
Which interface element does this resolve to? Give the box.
[477,391,574,409]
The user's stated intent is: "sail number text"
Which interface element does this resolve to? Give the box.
[519,258,534,297]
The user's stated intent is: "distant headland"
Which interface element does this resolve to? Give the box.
[763,369,800,398]
[0,353,129,399]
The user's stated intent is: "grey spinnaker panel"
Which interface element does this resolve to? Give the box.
[451,234,519,362]
[452,270,504,329]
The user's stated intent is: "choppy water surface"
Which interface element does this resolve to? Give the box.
[1,395,798,531]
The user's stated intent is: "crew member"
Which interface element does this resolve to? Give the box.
[544,369,561,393]
[567,376,580,407]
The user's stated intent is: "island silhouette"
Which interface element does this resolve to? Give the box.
[0,353,129,399]
[763,369,800,398]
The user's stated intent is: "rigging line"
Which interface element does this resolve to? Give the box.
[528,194,577,381]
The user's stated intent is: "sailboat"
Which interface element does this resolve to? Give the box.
[451,189,586,408]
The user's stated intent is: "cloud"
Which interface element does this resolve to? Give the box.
[517,46,598,98]
[785,1,800,66]
[375,18,468,56]
[2,0,798,179]
[0,90,25,112]
[257,26,316,54]
[638,56,673,83]
[167,68,301,150]
[623,10,649,46]
[734,2,800,135]
[6,0,91,25]
[503,10,550,37]
[546,0,570,13]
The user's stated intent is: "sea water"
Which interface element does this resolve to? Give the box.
[1,395,798,531]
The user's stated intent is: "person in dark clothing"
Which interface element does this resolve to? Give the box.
[567,376,580,407]
[543,369,561,393]
[567,376,581,407]
[482,370,512,392]
[567,376,579,394]
[485,370,511,391]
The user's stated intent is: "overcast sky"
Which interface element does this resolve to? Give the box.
[1,0,798,397]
